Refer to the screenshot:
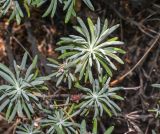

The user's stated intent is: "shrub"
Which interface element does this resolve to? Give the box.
[0,52,47,122]
[0,1,126,133]
[76,78,123,118]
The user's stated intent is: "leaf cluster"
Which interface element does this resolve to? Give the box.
[76,78,123,118]
[0,52,47,122]
[0,0,94,24]
[48,17,125,88]
[0,17,125,134]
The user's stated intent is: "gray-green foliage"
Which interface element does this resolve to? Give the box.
[0,52,46,122]
[0,16,125,133]
[80,119,114,134]
[149,104,160,118]
[0,0,94,24]
[41,108,79,134]
[152,84,160,89]
[56,17,125,84]
[16,122,42,134]
[76,78,124,118]
[47,58,76,89]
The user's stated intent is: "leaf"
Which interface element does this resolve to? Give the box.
[98,24,119,44]
[8,102,18,122]
[67,104,74,116]
[22,100,31,119]
[102,104,112,117]
[15,1,24,17]
[112,95,124,100]
[107,37,118,42]
[73,26,84,36]
[97,41,124,48]
[6,102,13,120]
[24,1,31,17]
[25,55,38,79]
[30,80,44,86]
[58,52,77,59]
[79,60,88,80]
[80,120,87,133]
[65,0,74,23]
[54,125,65,134]
[68,75,72,89]
[28,92,39,101]
[87,17,95,43]
[20,52,28,70]
[92,118,97,134]
[102,19,108,33]
[83,0,94,11]
[0,71,15,85]
[26,102,34,114]
[107,98,121,112]
[55,46,74,51]
[63,0,71,10]
[0,99,10,112]
[105,50,124,64]
[51,0,57,17]
[13,60,20,79]
[43,0,56,17]
[88,64,93,83]
[0,63,16,81]
[152,84,160,88]
[96,56,112,76]
[104,126,114,134]
[17,100,23,117]
[96,17,101,38]
[56,74,64,87]
[47,58,59,64]
[77,17,90,42]
[0,85,11,90]
[15,10,21,25]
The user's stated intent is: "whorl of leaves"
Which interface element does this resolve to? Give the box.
[56,17,125,84]
[0,52,47,122]
[76,78,124,118]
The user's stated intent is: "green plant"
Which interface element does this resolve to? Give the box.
[152,84,160,89]
[16,122,42,134]
[148,104,160,118]
[80,119,114,134]
[47,58,76,89]
[43,0,94,23]
[0,1,127,131]
[41,108,79,134]
[0,52,47,122]
[56,17,125,83]
[76,78,123,118]
[0,0,94,24]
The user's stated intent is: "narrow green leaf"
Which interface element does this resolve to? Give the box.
[104,126,114,134]
[42,0,54,17]
[6,102,13,120]
[8,102,18,122]
[152,84,160,88]
[0,99,10,112]
[92,118,97,134]
[80,120,87,133]
[83,0,94,11]
[25,55,38,79]
[20,52,28,70]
